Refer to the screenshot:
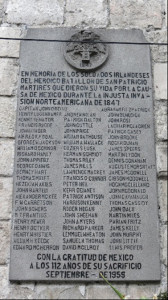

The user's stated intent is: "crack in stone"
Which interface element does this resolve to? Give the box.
[57,286,85,299]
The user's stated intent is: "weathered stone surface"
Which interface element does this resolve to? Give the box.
[0,0,4,10]
[0,0,4,22]
[0,97,16,137]
[160,265,168,294]
[6,284,35,300]
[109,0,162,29]
[0,0,166,298]
[34,284,85,299]
[144,30,167,62]
[0,177,13,219]
[156,144,167,177]
[0,59,18,96]
[6,0,64,25]
[0,267,10,299]
[154,100,167,141]
[87,284,126,299]
[160,225,167,266]
[164,0,167,28]
[0,139,14,176]
[158,180,168,222]
[0,266,36,299]
[58,286,85,299]
[0,27,22,58]
[0,0,3,8]
[126,283,161,300]
[0,221,10,264]
[154,63,167,100]
[7,290,35,299]
[65,0,108,27]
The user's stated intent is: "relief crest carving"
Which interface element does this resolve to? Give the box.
[64,30,108,70]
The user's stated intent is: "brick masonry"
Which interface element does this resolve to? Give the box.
[0,0,167,299]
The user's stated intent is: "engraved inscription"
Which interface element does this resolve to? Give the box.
[10,28,160,282]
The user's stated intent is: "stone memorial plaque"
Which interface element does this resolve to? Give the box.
[10,28,160,281]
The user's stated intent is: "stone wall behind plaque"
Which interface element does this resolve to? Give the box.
[0,0,167,299]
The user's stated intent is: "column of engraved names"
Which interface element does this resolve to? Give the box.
[12,73,60,251]
[62,111,106,251]
[108,106,150,252]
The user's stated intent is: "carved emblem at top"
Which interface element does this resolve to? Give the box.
[64,30,108,70]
